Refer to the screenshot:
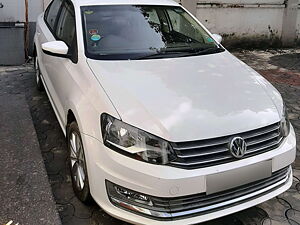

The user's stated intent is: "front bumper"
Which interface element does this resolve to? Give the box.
[81,125,296,225]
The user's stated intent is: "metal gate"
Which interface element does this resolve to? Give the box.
[0,0,43,65]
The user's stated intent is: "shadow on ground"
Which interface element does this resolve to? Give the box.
[269,53,300,71]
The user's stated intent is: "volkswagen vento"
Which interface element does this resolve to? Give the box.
[34,0,296,224]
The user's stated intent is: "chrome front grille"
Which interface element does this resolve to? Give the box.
[170,122,283,169]
[149,166,290,219]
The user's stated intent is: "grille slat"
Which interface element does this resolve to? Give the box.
[240,124,280,139]
[170,122,283,169]
[173,138,228,151]
[151,167,290,216]
[176,146,228,158]
[246,138,283,154]
[247,132,280,146]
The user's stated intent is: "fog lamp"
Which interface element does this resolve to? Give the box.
[105,180,172,219]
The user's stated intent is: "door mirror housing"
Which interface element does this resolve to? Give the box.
[212,34,222,44]
[42,41,70,58]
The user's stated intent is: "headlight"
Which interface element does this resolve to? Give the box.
[280,104,290,137]
[101,113,176,165]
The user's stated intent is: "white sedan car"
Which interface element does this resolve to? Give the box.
[34,0,296,224]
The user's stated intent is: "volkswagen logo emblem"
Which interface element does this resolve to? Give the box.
[229,137,247,159]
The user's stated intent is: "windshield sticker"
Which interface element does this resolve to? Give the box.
[89,29,98,35]
[84,10,94,15]
[207,37,214,43]
[91,34,101,41]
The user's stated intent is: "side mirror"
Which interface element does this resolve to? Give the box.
[42,41,70,58]
[212,34,222,44]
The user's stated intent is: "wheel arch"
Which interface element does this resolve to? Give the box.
[67,109,77,124]
[66,109,77,135]
[33,44,37,57]
[65,106,85,137]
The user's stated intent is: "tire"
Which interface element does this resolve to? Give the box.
[67,121,92,203]
[34,55,44,91]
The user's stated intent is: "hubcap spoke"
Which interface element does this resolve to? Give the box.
[70,156,77,167]
[70,143,77,158]
[71,133,77,156]
[77,165,85,189]
[69,131,86,191]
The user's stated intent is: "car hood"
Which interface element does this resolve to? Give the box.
[87,51,282,142]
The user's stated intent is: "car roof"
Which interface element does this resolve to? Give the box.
[73,0,180,7]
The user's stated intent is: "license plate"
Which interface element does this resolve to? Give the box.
[206,160,272,195]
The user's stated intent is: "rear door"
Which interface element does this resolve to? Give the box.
[36,0,77,127]
[45,0,77,126]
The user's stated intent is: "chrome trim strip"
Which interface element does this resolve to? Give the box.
[175,136,281,161]
[167,167,288,208]
[172,168,290,217]
[176,147,228,158]
[173,139,228,150]
[170,155,232,166]
[110,167,290,219]
[173,123,280,151]
[171,123,283,168]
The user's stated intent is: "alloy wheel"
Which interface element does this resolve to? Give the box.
[69,132,86,191]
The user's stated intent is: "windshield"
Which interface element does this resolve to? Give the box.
[81,5,223,60]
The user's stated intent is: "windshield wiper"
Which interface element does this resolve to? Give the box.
[189,47,225,56]
[135,46,225,60]
[195,48,225,55]
[135,51,189,60]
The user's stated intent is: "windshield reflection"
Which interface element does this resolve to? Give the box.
[81,5,222,60]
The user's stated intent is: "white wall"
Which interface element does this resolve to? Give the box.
[0,1,25,22]
[196,2,285,42]
[0,0,43,22]
[179,0,300,46]
[28,0,44,22]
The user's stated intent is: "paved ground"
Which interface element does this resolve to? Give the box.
[0,81,61,224]
[0,48,299,225]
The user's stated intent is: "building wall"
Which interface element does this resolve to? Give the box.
[180,0,299,48]
[0,0,299,65]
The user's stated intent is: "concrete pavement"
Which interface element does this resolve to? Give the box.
[0,91,61,224]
